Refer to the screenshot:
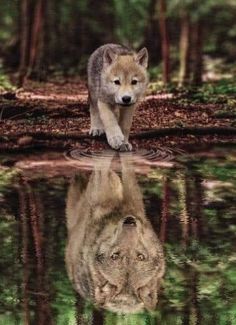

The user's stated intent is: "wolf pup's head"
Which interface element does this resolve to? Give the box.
[101,46,149,106]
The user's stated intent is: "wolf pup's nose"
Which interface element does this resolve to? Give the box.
[123,216,136,226]
[122,96,131,104]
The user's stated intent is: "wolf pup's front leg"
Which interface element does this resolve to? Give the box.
[87,44,149,151]
[98,100,124,150]
[119,105,136,151]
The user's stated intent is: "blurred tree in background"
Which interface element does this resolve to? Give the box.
[0,0,236,85]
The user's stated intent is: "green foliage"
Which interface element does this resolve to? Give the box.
[148,65,163,82]
[168,0,236,21]
[195,79,236,103]
[0,169,18,192]
[193,158,236,181]
[0,67,15,92]
[105,311,156,325]
[0,217,22,321]
[113,0,149,47]
[170,78,236,107]
[0,1,18,42]
[0,0,236,80]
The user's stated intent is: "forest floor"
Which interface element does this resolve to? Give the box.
[0,78,236,154]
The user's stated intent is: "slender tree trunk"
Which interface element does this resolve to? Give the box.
[27,0,46,78]
[178,174,190,248]
[160,177,170,243]
[191,21,203,86]
[143,0,161,65]
[18,0,31,86]
[27,183,54,325]
[178,11,191,87]
[191,174,206,238]
[18,181,31,325]
[158,0,170,84]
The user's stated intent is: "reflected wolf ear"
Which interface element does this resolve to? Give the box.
[138,285,157,310]
[95,283,117,305]
[104,47,117,65]
[136,47,148,68]
[138,276,161,310]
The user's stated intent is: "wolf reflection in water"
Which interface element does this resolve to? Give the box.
[65,154,165,314]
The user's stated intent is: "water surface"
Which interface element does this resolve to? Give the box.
[0,146,235,324]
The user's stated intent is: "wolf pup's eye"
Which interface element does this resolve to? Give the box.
[131,79,138,85]
[114,79,120,85]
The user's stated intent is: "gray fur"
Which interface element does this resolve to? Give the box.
[88,44,133,105]
[87,44,149,151]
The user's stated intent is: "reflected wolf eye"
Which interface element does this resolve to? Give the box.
[113,79,120,85]
[137,253,146,261]
[131,79,138,85]
[95,253,105,263]
[111,252,120,260]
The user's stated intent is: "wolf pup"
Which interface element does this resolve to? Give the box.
[87,44,149,151]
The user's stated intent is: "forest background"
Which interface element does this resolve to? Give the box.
[0,0,236,86]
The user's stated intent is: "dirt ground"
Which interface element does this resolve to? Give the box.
[0,78,236,153]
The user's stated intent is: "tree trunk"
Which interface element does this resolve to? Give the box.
[18,0,31,86]
[27,0,46,78]
[160,177,170,243]
[191,21,203,86]
[27,184,54,325]
[178,175,190,248]
[178,11,191,87]
[158,0,170,84]
[143,0,161,66]
[18,182,30,325]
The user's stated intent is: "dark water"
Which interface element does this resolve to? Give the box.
[0,146,236,325]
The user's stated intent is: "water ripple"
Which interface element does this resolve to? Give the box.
[65,147,184,165]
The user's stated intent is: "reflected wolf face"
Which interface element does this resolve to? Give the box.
[90,214,165,313]
[101,47,149,106]
[67,212,164,313]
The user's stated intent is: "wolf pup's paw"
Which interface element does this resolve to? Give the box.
[89,127,105,136]
[119,142,133,152]
[107,134,125,150]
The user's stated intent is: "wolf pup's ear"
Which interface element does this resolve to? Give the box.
[104,47,117,66]
[136,48,148,68]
